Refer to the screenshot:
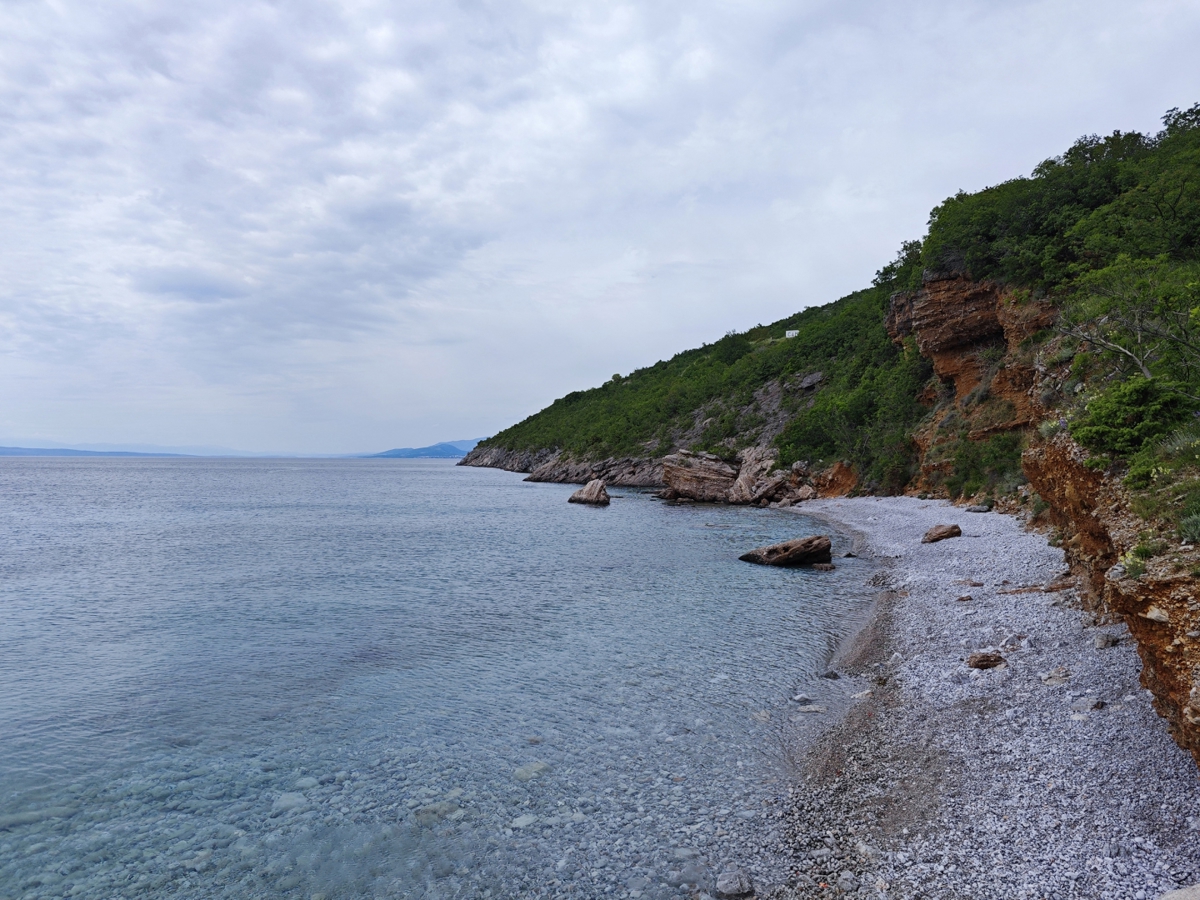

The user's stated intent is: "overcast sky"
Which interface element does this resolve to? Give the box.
[2,0,1198,453]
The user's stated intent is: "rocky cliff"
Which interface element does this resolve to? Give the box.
[892,274,1200,768]
[463,270,1200,769]
[1025,435,1200,768]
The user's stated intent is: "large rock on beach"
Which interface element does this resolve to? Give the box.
[739,535,832,567]
[568,479,610,505]
[661,451,738,502]
[922,523,962,543]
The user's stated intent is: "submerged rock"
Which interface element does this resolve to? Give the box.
[567,479,610,505]
[715,868,754,897]
[738,535,832,567]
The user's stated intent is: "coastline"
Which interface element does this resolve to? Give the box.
[772,497,1200,900]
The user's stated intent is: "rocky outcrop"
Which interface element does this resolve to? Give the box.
[813,461,858,498]
[661,451,739,502]
[459,445,559,473]
[726,447,780,504]
[568,479,610,505]
[1025,433,1200,768]
[526,454,663,487]
[888,274,1006,401]
[1022,436,1123,602]
[459,446,662,487]
[738,535,832,566]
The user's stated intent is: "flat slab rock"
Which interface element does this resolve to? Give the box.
[738,535,832,567]
[567,479,610,505]
[922,523,962,543]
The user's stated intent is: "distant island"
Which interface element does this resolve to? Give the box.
[368,439,483,459]
[0,446,190,457]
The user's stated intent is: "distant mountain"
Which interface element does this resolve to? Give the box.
[0,446,189,457]
[368,439,485,459]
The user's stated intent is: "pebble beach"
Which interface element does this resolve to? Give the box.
[772,497,1200,900]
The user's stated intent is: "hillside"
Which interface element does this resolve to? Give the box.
[465,103,1200,501]
[466,102,1200,769]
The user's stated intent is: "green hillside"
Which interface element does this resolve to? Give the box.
[480,104,1200,503]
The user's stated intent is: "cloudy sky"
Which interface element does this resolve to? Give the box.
[2,0,1198,453]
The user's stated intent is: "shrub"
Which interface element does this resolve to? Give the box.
[1069,377,1191,456]
[1179,514,1200,544]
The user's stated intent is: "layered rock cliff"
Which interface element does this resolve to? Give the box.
[1025,435,1200,768]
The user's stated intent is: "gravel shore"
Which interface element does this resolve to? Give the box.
[774,496,1200,900]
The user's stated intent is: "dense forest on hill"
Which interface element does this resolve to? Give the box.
[479,104,1200,504]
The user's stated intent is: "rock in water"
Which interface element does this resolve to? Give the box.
[568,479,610,505]
[922,523,962,543]
[513,760,551,782]
[738,535,832,566]
[715,868,754,897]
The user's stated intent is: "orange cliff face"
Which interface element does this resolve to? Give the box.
[1025,435,1200,769]
[887,273,1054,491]
[892,273,1200,770]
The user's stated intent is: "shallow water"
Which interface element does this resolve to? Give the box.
[0,458,871,898]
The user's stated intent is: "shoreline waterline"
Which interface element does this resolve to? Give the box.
[0,458,876,899]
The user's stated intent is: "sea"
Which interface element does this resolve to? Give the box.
[0,458,873,899]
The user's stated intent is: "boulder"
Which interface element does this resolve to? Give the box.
[922,523,962,543]
[568,479,610,505]
[739,535,832,567]
[661,451,738,502]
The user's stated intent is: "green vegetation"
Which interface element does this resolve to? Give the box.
[479,105,1200,505]
[1069,377,1191,456]
[484,244,932,493]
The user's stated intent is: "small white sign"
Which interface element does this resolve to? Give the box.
[785,330,799,338]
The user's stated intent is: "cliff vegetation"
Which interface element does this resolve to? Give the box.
[472,104,1200,509]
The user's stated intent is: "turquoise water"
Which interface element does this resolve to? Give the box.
[0,458,871,898]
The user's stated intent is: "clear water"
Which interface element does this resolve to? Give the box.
[0,458,872,899]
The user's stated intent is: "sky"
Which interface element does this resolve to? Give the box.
[2,1,1199,454]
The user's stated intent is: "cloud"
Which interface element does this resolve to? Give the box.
[1,0,1198,451]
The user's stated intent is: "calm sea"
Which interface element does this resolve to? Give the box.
[0,458,872,899]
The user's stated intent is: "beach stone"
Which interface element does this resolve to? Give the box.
[294,776,319,789]
[1041,666,1071,686]
[922,524,962,543]
[568,479,610,505]
[1159,886,1200,900]
[715,868,754,897]
[270,793,306,816]
[513,761,551,782]
[738,535,832,567]
[413,801,460,826]
[966,504,990,512]
[511,813,538,829]
[967,651,1005,669]
[1095,633,1120,648]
